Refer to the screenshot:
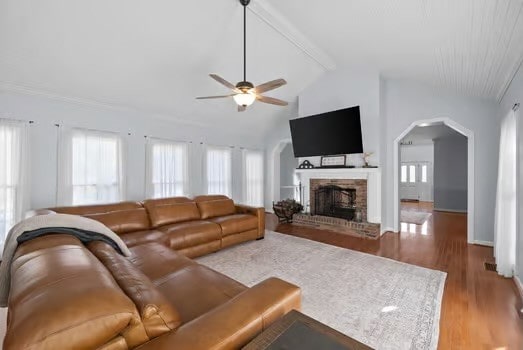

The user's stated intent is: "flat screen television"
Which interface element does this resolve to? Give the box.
[289,106,363,157]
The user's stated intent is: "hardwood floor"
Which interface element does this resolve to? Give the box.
[266,203,523,349]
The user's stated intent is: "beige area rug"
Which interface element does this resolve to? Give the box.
[198,231,446,350]
[401,210,432,225]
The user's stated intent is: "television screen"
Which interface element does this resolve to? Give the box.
[289,106,363,157]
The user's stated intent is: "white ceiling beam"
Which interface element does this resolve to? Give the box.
[248,0,336,71]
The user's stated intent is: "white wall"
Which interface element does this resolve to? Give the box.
[265,72,500,243]
[279,142,298,200]
[400,143,434,164]
[433,135,468,212]
[264,102,298,210]
[499,62,523,285]
[0,90,265,210]
[381,79,499,242]
[298,67,381,167]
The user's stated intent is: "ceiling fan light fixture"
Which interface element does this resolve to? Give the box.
[233,92,256,106]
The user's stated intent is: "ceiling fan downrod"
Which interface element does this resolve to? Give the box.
[238,0,251,89]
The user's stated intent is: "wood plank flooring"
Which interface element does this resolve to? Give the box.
[266,202,523,349]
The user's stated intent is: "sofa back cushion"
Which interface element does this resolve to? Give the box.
[197,199,236,219]
[51,201,143,215]
[193,195,230,202]
[144,198,200,228]
[88,241,182,339]
[84,208,151,234]
[6,234,149,350]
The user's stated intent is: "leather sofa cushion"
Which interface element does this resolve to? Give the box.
[84,208,151,234]
[159,220,221,250]
[209,214,258,236]
[88,241,182,339]
[51,201,143,215]
[129,243,195,281]
[155,264,247,323]
[197,199,236,219]
[120,229,168,247]
[144,197,192,206]
[127,242,246,323]
[6,234,148,350]
[145,202,201,228]
[193,195,229,202]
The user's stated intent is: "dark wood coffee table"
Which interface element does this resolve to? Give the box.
[243,310,373,350]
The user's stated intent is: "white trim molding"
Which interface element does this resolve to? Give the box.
[393,117,475,243]
[0,81,211,128]
[514,276,523,317]
[472,240,494,247]
[433,208,468,214]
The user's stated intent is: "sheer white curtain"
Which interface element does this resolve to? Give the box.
[145,138,189,198]
[494,109,517,277]
[205,146,232,197]
[0,120,29,247]
[243,149,264,206]
[57,127,125,205]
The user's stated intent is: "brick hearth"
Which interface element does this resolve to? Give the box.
[293,213,381,239]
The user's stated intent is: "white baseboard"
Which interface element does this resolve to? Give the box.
[515,276,523,297]
[381,227,396,234]
[515,276,523,314]
[472,240,494,247]
[433,207,467,213]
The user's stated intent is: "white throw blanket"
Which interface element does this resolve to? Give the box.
[0,214,131,307]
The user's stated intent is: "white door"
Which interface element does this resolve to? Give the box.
[400,162,433,201]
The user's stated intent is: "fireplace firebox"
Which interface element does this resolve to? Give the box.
[312,185,356,221]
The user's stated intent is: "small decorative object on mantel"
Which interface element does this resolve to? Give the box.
[320,155,346,168]
[272,199,303,223]
[361,152,378,168]
[298,160,314,169]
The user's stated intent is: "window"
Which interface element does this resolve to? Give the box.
[401,165,407,183]
[421,165,428,183]
[58,128,124,205]
[0,120,28,243]
[146,139,188,198]
[206,146,232,197]
[409,165,416,183]
[243,150,264,206]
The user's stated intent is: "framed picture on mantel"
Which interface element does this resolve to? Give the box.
[320,155,346,167]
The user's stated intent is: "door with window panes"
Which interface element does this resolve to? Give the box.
[400,162,433,201]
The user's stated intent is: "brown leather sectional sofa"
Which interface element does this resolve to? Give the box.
[4,195,301,349]
[36,194,266,258]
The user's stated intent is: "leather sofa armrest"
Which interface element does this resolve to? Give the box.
[235,205,265,238]
[135,277,301,350]
[24,209,57,219]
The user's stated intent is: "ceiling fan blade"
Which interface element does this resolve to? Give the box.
[209,74,237,91]
[257,95,288,106]
[196,94,234,99]
[253,79,287,94]
[238,105,247,112]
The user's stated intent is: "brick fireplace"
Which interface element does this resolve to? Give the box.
[292,168,381,239]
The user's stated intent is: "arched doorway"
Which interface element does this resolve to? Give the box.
[393,118,475,243]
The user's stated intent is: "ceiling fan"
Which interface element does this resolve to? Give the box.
[196,0,288,112]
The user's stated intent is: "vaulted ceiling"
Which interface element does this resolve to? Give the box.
[1,0,522,136]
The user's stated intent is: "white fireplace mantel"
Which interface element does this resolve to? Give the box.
[295,168,381,224]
